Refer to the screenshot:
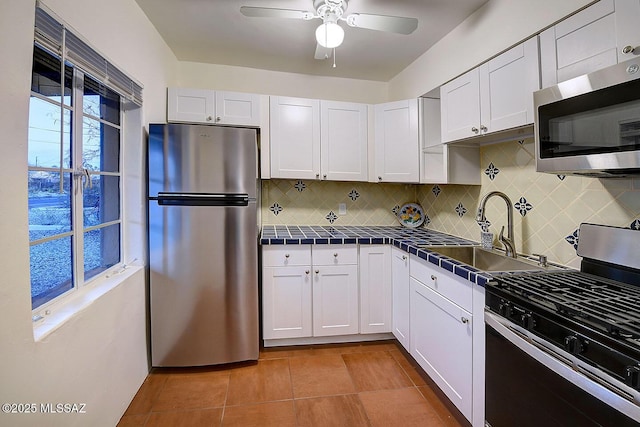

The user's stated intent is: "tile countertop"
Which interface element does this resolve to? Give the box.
[260,225,493,287]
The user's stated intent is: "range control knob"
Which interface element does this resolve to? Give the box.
[498,302,511,317]
[625,366,640,391]
[520,313,535,330]
[564,335,587,355]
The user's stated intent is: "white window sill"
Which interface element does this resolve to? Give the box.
[32,263,144,342]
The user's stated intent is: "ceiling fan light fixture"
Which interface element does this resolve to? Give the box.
[315,22,344,48]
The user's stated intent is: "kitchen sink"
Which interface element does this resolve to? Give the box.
[419,246,560,273]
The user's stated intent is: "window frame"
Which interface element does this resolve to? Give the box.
[28,45,125,313]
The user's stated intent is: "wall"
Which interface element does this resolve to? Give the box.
[419,139,640,269]
[178,61,388,104]
[0,1,177,426]
[388,0,596,99]
[261,180,416,226]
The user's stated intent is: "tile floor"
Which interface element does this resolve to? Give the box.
[118,340,466,427]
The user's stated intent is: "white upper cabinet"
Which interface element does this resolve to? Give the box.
[270,97,368,181]
[167,87,260,126]
[374,99,420,183]
[540,0,640,88]
[441,37,540,143]
[321,101,368,181]
[270,96,321,180]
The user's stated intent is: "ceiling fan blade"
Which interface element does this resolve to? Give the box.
[314,44,332,60]
[240,6,311,20]
[346,13,418,35]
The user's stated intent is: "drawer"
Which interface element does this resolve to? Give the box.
[262,245,311,267]
[409,254,472,312]
[312,244,358,266]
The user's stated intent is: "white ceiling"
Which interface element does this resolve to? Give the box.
[134,0,489,81]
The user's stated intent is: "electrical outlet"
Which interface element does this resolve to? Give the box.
[338,203,347,215]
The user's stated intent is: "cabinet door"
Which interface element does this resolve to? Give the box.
[359,245,391,334]
[167,87,215,124]
[410,277,473,421]
[615,0,640,63]
[313,265,359,337]
[540,0,618,87]
[270,96,321,179]
[479,37,540,133]
[321,101,368,181]
[440,70,481,142]
[263,266,312,339]
[391,248,410,349]
[374,99,419,183]
[215,91,260,126]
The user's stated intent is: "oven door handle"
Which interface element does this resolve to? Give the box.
[485,310,640,419]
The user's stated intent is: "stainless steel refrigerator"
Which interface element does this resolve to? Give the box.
[147,123,259,367]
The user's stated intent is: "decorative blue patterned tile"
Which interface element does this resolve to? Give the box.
[565,229,579,250]
[269,203,283,216]
[325,211,338,224]
[423,215,431,227]
[557,175,566,181]
[348,189,360,201]
[631,219,640,230]
[477,219,491,232]
[484,162,500,181]
[432,185,441,197]
[518,140,525,145]
[455,202,467,217]
[514,197,533,217]
[294,180,306,192]
[392,205,400,215]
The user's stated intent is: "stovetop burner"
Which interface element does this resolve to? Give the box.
[491,270,640,343]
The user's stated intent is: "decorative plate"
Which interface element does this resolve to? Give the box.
[396,203,425,228]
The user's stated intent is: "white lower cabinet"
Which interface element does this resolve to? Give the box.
[359,245,392,334]
[391,247,410,348]
[409,254,474,422]
[262,245,358,340]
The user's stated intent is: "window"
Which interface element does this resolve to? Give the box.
[28,5,142,311]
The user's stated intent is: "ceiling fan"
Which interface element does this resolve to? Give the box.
[240,0,419,61]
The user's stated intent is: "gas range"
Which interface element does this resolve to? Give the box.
[485,223,640,425]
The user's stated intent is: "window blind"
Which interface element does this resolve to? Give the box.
[34,4,143,106]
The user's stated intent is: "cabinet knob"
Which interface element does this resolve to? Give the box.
[461,317,469,324]
[480,125,488,132]
[402,255,407,260]
[316,173,320,179]
[333,253,338,258]
[206,116,213,121]
[471,127,479,134]
[315,270,320,274]
[622,45,636,54]
[378,176,382,181]
[323,174,327,179]
[305,270,310,275]
[430,275,437,281]
[285,254,290,258]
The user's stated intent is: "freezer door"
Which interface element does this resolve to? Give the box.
[148,124,257,198]
[149,201,258,366]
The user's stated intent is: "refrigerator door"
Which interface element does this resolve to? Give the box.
[149,200,258,366]
[148,123,257,198]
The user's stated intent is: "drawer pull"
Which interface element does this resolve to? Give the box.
[461,317,469,324]
[402,255,407,260]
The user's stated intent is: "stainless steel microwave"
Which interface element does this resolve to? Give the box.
[534,58,640,177]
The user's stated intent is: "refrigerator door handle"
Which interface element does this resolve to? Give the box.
[154,192,250,206]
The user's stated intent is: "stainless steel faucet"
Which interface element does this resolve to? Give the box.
[476,191,517,258]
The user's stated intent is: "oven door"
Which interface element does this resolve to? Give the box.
[485,311,640,427]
